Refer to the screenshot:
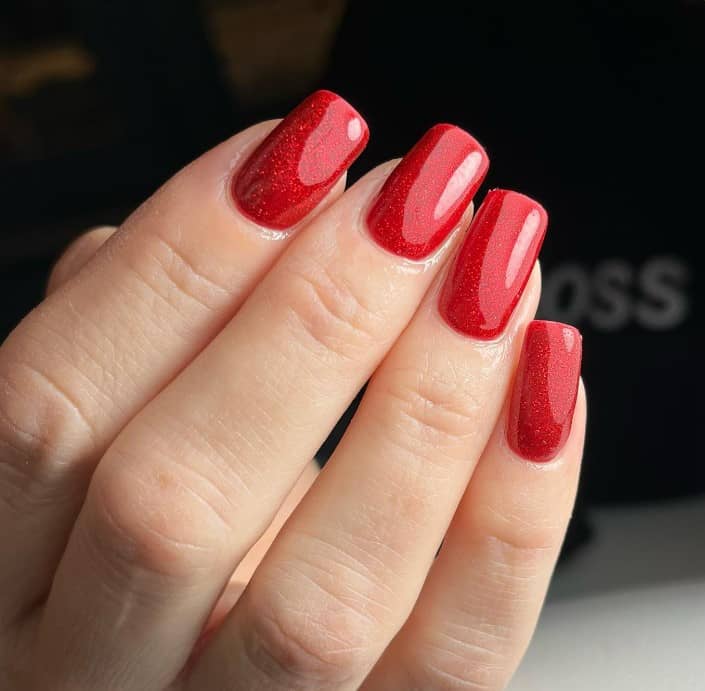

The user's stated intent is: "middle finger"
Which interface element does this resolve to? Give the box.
[36,124,488,690]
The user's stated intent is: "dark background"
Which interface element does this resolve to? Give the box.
[1,1,702,553]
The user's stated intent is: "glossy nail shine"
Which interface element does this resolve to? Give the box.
[508,320,582,462]
[366,124,489,260]
[439,189,548,339]
[233,90,369,230]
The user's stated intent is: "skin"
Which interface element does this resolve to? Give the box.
[0,117,586,691]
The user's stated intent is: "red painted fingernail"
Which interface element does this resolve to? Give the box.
[232,90,369,230]
[508,321,582,462]
[366,124,488,260]
[439,189,547,339]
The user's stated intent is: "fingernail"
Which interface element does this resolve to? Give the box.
[366,124,488,260]
[233,90,369,230]
[439,189,547,339]
[507,320,582,462]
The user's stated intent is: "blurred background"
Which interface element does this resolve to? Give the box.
[1,0,703,600]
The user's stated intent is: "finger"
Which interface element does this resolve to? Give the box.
[231,459,320,588]
[186,191,546,690]
[364,326,584,691]
[0,90,367,624]
[36,125,489,690]
[178,456,317,687]
[188,459,321,671]
[46,226,116,295]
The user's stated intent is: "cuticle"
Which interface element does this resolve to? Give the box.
[358,187,464,275]
[222,159,299,243]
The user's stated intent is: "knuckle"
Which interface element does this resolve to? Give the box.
[243,605,358,685]
[486,524,563,562]
[84,461,225,585]
[0,349,97,513]
[417,647,510,691]
[243,603,366,686]
[412,619,515,691]
[279,256,386,363]
[377,363,481,458]
[123,229,232,318]
[407,519,559,691]
[476,500,566,559]
[243,549,383,684]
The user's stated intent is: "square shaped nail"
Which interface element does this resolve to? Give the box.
[233,90,369,230]
[440,189,548,339]
[508,320,582,462]
[366,124,488,260]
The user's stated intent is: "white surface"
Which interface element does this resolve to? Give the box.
[508,496,705,689]
[509,581,705,690]
[549,496,705,601]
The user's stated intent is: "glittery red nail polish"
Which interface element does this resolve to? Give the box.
[439,189,547,339]
[366,124,488,260]
[508,321,582,462]
[233,90,369,230]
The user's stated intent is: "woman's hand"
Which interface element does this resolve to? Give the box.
[0,90,585,690]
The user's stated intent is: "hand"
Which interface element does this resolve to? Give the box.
[0,90,585,690]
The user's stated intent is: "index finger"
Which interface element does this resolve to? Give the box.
[0,90,368,623]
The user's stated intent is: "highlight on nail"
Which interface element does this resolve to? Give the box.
[366,124,488,260]
[507,320,582,462]
[439,189,548,340]
[233,89,369,230]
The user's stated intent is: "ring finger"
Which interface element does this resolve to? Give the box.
[363,323,585,691]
